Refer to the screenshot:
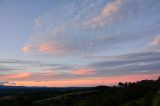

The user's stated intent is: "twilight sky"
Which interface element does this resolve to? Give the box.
[0,0,160,87]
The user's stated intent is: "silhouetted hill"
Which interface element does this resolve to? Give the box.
[0,77,159,106]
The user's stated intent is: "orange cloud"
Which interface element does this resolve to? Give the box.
[39,43,63,53]
[72,69,95,75]
[22,43,63,54]
[22,45,30,53]
[1,72,32,79]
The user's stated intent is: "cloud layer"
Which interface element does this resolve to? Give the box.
[0,50,160,83]
[23,0,160,56]
[1,0,159,86]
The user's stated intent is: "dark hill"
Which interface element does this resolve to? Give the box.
[0,77,159,106]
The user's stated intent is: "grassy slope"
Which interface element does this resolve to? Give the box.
[153,90,160,106]
[34,88,160,106]
[34,89,99,106]
[121,89,160,106]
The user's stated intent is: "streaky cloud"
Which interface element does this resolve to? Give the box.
[84,0,123,28]
[23,0,160,57]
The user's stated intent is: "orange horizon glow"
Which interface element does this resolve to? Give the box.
[8,73,159,87]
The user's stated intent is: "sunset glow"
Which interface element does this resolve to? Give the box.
[0,0,159,87]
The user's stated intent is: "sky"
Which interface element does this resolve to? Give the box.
[0,0,160,87]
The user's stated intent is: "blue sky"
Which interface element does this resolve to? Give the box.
[0,0,65,59]
[0,0,160,87]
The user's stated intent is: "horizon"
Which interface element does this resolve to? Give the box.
[1,76,159,87]
[0,0,160,87]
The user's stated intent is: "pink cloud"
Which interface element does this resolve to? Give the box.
[0,72,32,79]
[39,43,63,54]
[151,35,160,46]
[22,43,64,54]
[72,69,95,75]
[22,45,31,53]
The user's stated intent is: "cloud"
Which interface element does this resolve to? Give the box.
[0,59,78,76]
[0,50,159,84]
[87,50,160,77]
[22,0,160,57]
[0,59,44,66]
[1,48,160,82]
[39,42,63,54]
[0,81,15,86]
[71,69,95,75]
[0,69,60,81]
[0,81,8,85]
[0,72,32,79]
[22,45,31,53]
[2,50,159,82]
[34,17,41,29]
[23,0,123,55]
[52,27,64,35]
[22,26,64,54]
[151,34,160,46]
[84,0,123,28]
[17,0,160,85]
[0,67,18,72]
[89,51,160,68]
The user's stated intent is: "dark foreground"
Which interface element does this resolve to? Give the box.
[0,77,159,106]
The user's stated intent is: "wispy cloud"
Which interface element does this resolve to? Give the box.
[0,72,32,80]
[23,0,160,57]
[17,0,160,86]
[0,59,81,81]
[71,69,95,75]
[39,42,64,54]
[84,0,123,28]
[87,50,160,77]
[0,67,18,72]
[1,50,160,82]
[34,16,41,29]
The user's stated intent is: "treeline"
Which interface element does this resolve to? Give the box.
[35,77,160,106]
